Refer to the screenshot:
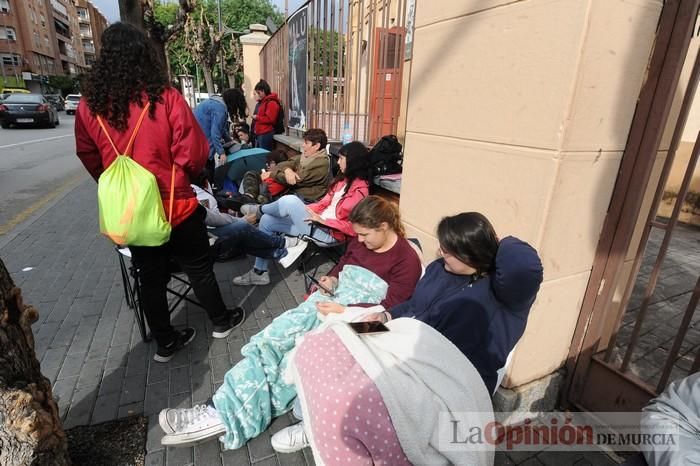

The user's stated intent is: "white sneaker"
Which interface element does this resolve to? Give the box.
[271,422,310,453]
[240,203,261,219]
[232,270,270,286]
[159,404,226,446]
[278,240,308,269]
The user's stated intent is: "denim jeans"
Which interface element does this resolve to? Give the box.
[254,195,337,271]
[256,132,274,150]
[129,206,230,347]
[211,221,285,259]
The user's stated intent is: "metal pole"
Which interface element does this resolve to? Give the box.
[217,0,224,91]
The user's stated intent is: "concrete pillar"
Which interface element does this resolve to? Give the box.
[240,24,270,121]
[399,0,663,389]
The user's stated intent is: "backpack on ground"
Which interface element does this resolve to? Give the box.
[96,103,175,246]
[369,134,403,176]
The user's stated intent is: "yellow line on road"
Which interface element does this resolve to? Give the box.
[0,173,85,236]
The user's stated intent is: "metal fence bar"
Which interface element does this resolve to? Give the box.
[604,44,700,364]
[363,0,376,142]
[353,0,365,138]
[335,0,344,139]
[693,341,700,373]
[621,127,700,372]
[260,0,407,144]
[657,276,700,390]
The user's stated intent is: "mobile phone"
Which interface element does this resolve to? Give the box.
[348,321,390,334]
[305,273,335,296]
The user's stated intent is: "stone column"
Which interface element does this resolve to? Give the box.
[399,0,663,392]
[240,24,270,121]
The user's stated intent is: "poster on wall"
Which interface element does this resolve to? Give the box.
[288,6,308,130]
[404,0,416,60]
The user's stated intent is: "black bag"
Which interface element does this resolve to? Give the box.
[274,101,285,134]
[369,135,403,176]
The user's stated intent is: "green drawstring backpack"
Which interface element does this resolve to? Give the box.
[96,103,175,246]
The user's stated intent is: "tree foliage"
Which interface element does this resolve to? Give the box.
[48,75,78,96]
[152,0,284,93]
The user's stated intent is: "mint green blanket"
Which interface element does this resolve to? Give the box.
[212,265,388,449]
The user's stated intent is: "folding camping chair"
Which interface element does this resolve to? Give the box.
[116,246,204,342]
[296,223,348,293]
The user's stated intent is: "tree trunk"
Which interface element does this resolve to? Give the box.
[227,74,236,88]
[202,67,215,95]
[118,0,144,29]
[0,258,69,465]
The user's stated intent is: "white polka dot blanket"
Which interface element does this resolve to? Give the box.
[288,318,495,466]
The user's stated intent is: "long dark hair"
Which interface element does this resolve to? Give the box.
[82,22,167,132]
[437,212,499,275]
[336,141,371,194]
[222,88,247,121]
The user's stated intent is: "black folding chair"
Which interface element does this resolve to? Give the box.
[116,246,204,342]
[291,223,347,293]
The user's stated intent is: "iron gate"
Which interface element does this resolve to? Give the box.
[565,0,700,412]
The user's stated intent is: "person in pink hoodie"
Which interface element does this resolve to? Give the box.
[233,141,372,285]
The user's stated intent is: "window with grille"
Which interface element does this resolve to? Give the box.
[1,53,22,66]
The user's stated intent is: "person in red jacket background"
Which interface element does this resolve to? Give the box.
[74,22,243,363]
[252,79,281,150]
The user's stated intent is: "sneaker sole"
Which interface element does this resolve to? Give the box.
[232,278,270,286]
[212,309,245,339]
[153,329,197,363]
[161,424,227,447]
[278,243,308,269]
[158,409,176,435]
[271,437,310,453]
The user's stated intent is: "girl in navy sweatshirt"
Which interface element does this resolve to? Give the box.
[367,212,544,394]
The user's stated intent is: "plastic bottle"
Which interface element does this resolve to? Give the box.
[341,122,353,145]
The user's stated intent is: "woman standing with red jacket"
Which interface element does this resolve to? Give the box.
[252,79,281,150]
[74,23,243,363]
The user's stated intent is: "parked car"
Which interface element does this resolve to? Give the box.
[1,87,30,95]
[45,94,65,111]
[64,94,81,115]
[0,93,60,129]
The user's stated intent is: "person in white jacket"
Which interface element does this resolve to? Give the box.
[641,372,700,466]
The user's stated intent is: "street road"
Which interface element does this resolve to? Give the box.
[0,113,87,236]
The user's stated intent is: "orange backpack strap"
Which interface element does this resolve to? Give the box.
[168,164,176,223]
[95,102,151,157]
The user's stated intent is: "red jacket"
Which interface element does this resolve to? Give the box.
[308,178,369,240]
[254,93,281,135]
[75,87,208,226]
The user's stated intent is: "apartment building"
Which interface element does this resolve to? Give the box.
[0,0,108,92]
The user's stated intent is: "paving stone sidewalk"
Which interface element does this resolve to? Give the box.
[0,179,621,466]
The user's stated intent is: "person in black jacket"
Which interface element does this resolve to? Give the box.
[365,212,544,393]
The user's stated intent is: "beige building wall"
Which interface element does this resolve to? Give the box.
[241,24,270,121]
[400,0,663,387]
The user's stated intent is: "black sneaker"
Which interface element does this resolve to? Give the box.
[211,307,245,339]
[154,328,196,363]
